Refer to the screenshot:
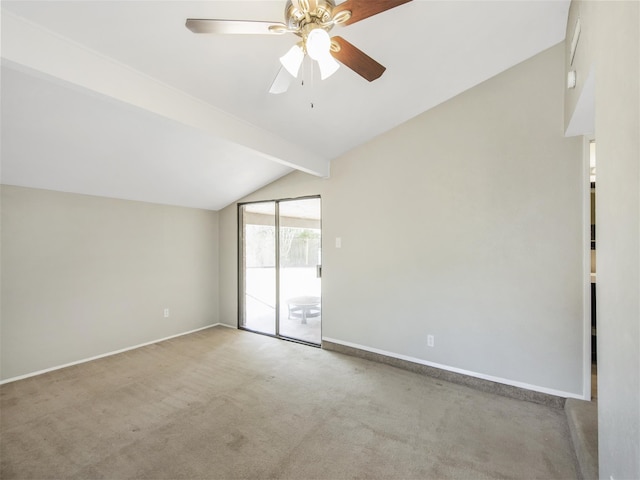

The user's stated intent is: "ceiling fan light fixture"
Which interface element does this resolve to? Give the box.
[316,53,340,80]
[186,0,413,92]
[305,28,331,61]
[280,44,304,77]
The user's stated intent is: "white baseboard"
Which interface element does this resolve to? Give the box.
[216,322,237,329]
[322,336,584,400]
[0,324,221,385]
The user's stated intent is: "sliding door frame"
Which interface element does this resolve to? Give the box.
[237,195,321,347]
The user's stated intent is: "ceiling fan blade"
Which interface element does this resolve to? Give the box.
[185,19,287,35]
[330,36,386,82]
[332,0,412,26]
[269,66,293,94]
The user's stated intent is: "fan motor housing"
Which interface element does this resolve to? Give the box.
[285,0,335,33]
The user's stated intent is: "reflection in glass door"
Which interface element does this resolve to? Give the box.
[239,202,276,335]
[239,197,321,345]
[278,198,322,344]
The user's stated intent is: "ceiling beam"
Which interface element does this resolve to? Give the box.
[1,11,330,177]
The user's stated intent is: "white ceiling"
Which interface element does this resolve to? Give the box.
[0,0,570,210]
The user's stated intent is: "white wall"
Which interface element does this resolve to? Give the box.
[220,43,585,397]
[1,185,219,380]
[565,1,640,478]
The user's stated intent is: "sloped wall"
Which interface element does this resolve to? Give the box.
[219,43,584,397]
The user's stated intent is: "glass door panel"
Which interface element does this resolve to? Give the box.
[239,202,276,335]
[278,198,322,344]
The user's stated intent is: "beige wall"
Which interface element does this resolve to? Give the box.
[564,0,596,132]
[220,43,585,397]
[1,186,219,380]
[565,2,640,478]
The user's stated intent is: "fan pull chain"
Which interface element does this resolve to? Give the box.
[307,58,316,109]
[297,56,316,109]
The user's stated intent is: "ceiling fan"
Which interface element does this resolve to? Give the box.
[186,0,412,94]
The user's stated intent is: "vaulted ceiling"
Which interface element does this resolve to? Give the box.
[1,1,570,210]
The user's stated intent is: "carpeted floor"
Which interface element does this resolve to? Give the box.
[1,326,578,479]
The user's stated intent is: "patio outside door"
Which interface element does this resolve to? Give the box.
[239,197,321,345]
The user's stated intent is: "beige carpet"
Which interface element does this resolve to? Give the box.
[1,326,578,479]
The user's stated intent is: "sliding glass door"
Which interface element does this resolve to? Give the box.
[239,202,277,335]
[239,197,321,345]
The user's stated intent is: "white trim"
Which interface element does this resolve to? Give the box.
[216,322,237,329]
[0,324,219,385]
[322,337,584,400]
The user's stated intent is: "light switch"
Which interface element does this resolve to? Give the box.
[335,237,342,248]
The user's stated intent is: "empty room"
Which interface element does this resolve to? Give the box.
[1,1,638,479]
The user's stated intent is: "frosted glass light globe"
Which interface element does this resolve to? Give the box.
[306,29,331,61]
[280,44,304,77]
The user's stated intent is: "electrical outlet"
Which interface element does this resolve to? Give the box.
[427,335,434,347]
[164,308,170,318]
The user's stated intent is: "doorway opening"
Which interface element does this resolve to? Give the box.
[589,140,597,400]
[238,196,322,346]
